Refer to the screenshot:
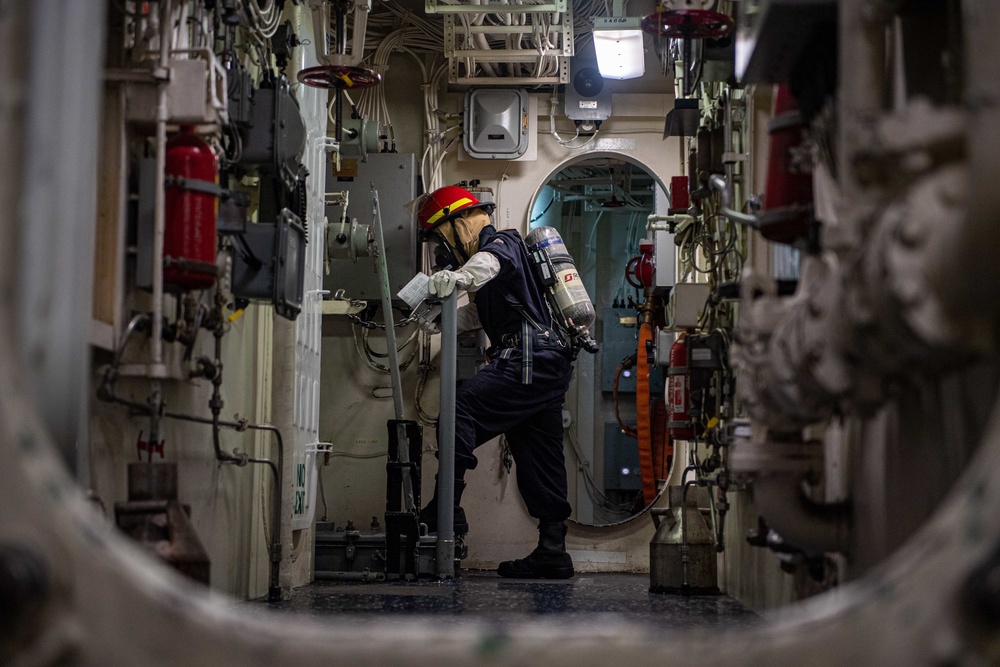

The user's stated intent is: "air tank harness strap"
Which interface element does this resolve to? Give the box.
[493,296,566,385]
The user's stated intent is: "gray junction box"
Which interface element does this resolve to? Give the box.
[463,89,529,159]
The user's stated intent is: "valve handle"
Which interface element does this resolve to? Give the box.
[625,256,644,289]
[641,9,735,39]
[297,65,383,90]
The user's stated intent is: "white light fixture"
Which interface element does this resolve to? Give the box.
[593,16,646,80]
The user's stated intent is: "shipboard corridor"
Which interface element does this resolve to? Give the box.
[6,0,1000,664]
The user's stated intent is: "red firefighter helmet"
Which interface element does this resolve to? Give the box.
[417,185,495,233]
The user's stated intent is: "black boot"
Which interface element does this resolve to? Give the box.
[419,477,468,535]
[497,520,574,579]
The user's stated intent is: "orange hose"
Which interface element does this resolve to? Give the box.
[636,321,657,505]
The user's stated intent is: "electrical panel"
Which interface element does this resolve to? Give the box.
[231,209,307,320]
[324,153,418,301]
[241,76,307,191]
[688,331,728,426]
[604,422,641,492]
[601,307,638,392]
[600,307,665,395]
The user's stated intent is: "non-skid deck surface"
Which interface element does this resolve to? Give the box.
[248,571,760,631]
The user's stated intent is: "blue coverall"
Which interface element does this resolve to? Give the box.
[451,228,575,523]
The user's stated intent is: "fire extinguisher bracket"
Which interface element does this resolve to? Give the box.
[162,257,220,277]
[164,174,224,198]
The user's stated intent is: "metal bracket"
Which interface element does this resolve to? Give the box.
[164,175,224,198]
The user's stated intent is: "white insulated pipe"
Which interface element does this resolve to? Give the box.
[151,0,171,376]
[146,0,172,445]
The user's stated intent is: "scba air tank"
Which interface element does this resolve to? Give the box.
[525,226,595,329]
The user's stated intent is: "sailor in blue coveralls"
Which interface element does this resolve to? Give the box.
[415,184,576,579]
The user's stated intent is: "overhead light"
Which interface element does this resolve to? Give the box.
[593,17,645,80]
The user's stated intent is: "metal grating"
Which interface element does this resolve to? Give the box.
[440,6,573,85]
[427,0,567,13]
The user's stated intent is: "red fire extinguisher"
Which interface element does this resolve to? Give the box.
[667,333,694,440]
[164,126,219,290]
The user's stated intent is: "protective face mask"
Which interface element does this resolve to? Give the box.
[427,234,459,270]
[438,209,492,263]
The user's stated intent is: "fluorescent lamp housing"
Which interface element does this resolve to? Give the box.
[593,17,645,80]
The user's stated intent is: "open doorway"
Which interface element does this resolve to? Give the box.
[528,153,672,526]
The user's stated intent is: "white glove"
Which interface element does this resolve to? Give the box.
[428,270,465,297]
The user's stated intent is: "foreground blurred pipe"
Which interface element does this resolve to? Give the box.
[837,0,885,235]
[17,0,105,478]
[752,474,850,554]
[940,1,1000,343]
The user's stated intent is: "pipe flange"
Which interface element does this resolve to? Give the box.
[641,10,735,39]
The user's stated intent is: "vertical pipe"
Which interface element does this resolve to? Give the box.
[149,0,172,446]
[371,187,405,421]
[152,0,170,371]
[335,90,344,145]
[248,423,284,602]
[723,91,734,206]
[436,291,458,579]
[575,352,596,523]
[679,465,698,592]
[371,187,416,513]
[682,37,692,97]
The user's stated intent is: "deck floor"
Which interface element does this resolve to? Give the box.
[248,572,760,631]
